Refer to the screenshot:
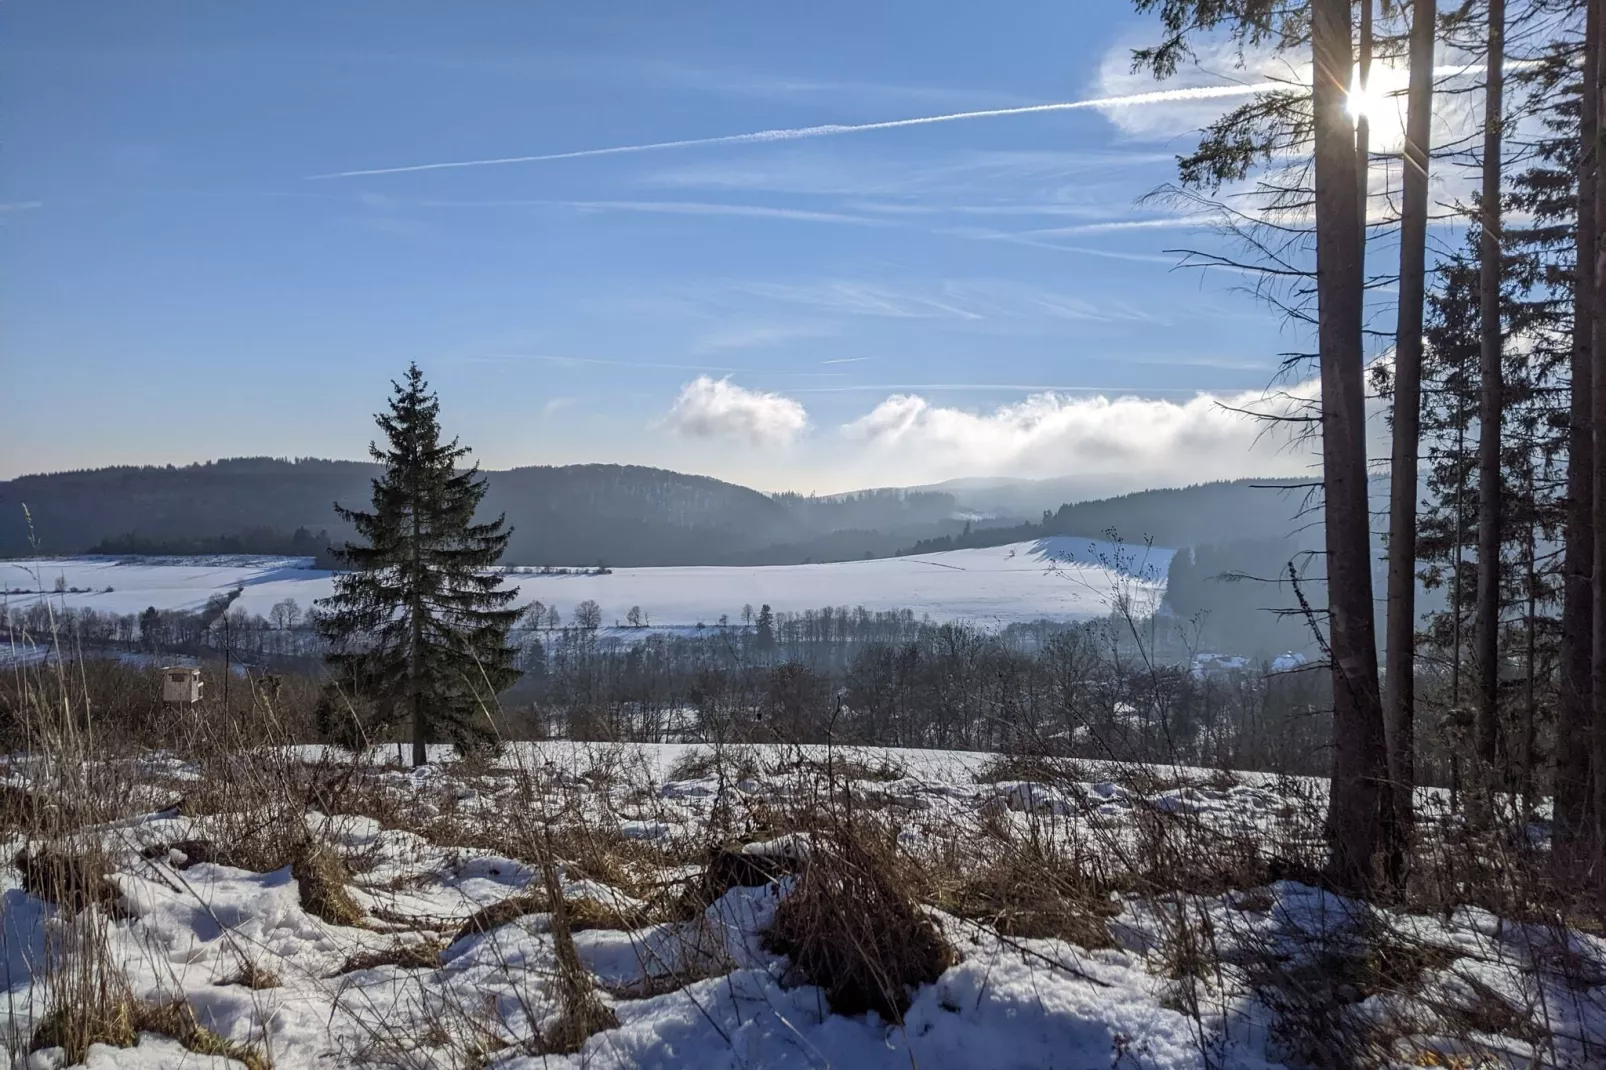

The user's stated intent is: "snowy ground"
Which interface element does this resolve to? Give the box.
[0,538,1167,629]
[2,742,1599,1069]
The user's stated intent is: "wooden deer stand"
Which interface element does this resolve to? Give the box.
[161,666,203,706]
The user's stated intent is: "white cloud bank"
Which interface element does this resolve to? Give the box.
[840,388,1317,486]
[660,377,1327,489]
[664,376,810,446]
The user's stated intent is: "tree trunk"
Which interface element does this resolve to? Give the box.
[1586,0,1606,861]
[1474,0,1505,770]
[1557,0,1598,857]
[1593,0,1606,854]
[1314,0,1388,896]
[411,502,427,769]
[1384,0,1435,883]
[1356,0,1372,226]
[1524,457,1538,810]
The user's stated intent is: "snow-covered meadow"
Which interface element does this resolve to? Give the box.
[2,742,1599,1069]
[0,537,1170,630]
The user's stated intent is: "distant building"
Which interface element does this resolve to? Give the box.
[162,666,202,705]
[1190,652,1249,680]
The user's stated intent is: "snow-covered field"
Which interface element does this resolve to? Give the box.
[1,743,1599,1069]
[1,537,1170,628]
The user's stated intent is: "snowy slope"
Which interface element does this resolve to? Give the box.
[2,743,1595,1069]
[1,537,1170,627]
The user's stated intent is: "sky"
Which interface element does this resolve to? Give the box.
[0,1,1377,494]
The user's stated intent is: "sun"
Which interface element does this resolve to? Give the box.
[1345,64,1413,154]
[1346,65,1409,128]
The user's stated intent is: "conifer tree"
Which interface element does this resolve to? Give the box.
[317,364,521,766]
[756,604,776,654]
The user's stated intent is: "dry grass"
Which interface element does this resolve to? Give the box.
[766,821,955,1022]
[702,843,805,899]
[667,747,761,783]
[31,998,271,1070]
[537,852,619,1054]
[219,961,282,990]
[781,754,908,783]
[291,841,365,927]
[338,939,444,974]
[14,847,122,916]
[453,893,549,942]
[1245,916,1466,1069]
[972,752,1078,784]
[450,888,650,947]
[934,841,1119,950]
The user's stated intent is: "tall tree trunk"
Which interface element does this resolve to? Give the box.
[1524,454,1538,810]
[411,502,427,768]
[1557,0,1598,858]
[1474,0,1505,771]
[1356,0,1372,226]
[1314,0,1388,895]
[1384,0,1436,882]
[1593,0,1606,853]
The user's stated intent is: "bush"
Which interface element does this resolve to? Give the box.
[291,842,364,927]
[766,825,955,1021]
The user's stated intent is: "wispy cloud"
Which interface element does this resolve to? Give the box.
[820,357,869,365]
[1021,214,1221,236]
[732,278,1169,323]
[736,280,987,321]
[562,199,889,226]
[691,322,838,354]
[308,83,1284,179]
[461,353,742,374]
[847,200,1129,219]
[663,376,809,446]
[659,66,1034,111]
[945,226,1180,264]
[648,149,1170,204]
[0,202,42,213]
[541,397,576,416]
[1124,354,1276,371]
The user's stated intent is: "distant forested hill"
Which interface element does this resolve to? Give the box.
[0,459,377,559]
[2,462,1331,592]
[490,464,797,565]
[902,478,1316,556]
[0,458,805,565]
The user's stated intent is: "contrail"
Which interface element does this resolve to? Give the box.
[308,82,1286,179]
[309,63,1510,181]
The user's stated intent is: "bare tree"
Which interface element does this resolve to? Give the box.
[269,597,302,631]
[575,600,602,631]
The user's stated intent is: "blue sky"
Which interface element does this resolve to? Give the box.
[0,1,1320,493]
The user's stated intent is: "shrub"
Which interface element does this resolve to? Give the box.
[766,826,955,1021]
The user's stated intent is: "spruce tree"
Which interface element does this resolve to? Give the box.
[755,604,776,654]
[317,364,521,766]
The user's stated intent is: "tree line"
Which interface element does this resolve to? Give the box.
[5,586,1360,779]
